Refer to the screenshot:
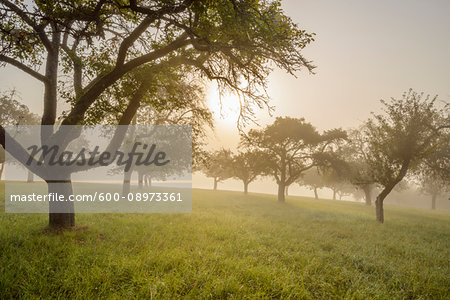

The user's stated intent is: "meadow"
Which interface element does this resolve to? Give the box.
[1,185,449,299]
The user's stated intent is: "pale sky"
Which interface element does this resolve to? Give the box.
[209,0,450,147]
[1,0,449,198]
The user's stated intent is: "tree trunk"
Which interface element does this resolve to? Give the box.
[363,185,372,206]
[138,171,143,189]
[48,178,75,228]
[243,181,248,194]
[278,183,285,203]
[431,193,437,210]
[145,176,151,187]
[123,169,132,196]
[375,196,384,223]
[213,178,218,191]
[314,187,318,200]
[0,163,4,180]
[375,186,393,224]
[285,185,289,196]
[375,162,410,223]
[332,189,336,200]
[27,170,34,182]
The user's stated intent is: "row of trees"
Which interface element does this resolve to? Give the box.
[200,90,449,223]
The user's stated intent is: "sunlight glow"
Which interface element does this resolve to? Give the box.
[206,85,241,127]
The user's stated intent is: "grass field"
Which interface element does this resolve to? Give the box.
[1,185,449,299]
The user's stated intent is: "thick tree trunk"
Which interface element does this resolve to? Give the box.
[138,171,143,189]
[363,185,372,206]
[431,194,437,210]
[375,197,384,223]
[278,183,285,203]
[48,179,75,228]
[314,187,318,200]
[27,170,34,182]
[213,178,218,191]
[244,181,248,194]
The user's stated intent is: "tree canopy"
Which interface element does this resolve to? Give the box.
[364,90,449,223]
[243,117,346,202]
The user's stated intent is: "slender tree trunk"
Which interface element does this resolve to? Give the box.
[123,169,132,196]
[27,170,34,182]
[145,175,151,187]
[48,178,75,228]
[314,187,318,200]
[375,186,393,223]
[332,189,336,200]
[213,178,218,191]
[244,181,248,194]
[431,193,437,210]
[285,185,289,196]
[0,162,4,180]
[138,171,143,189]
[363,185,372,206]
[278,183,285,203]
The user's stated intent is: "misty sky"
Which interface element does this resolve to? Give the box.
[209,0,450,147]
[1,1,449,199]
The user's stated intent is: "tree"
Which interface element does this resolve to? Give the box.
[297,167,324,200]
[244,117,346,202]
[343,127,377,205]
[364,90,449,223]
[321,167,354,200]
[201,149,233,190]
[231,149,268,194]
[101,71,213,195]
[416,131,450,210]
[0,0,315,228]
[417,174,449,210]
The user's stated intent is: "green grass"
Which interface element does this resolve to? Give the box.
[1,184,449,299]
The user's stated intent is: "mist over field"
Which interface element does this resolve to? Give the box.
[1,0,449,298]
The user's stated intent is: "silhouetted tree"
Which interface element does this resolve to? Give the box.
[297,167,324,199]
[231,149,268,194]
[322,168,353,200]
[201,149,233,190]
[244,117,346,202]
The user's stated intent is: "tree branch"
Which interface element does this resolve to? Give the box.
[0,0,53,51]
[0,54,48,83]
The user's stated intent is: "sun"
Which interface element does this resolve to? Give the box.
[207,86,241,127]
